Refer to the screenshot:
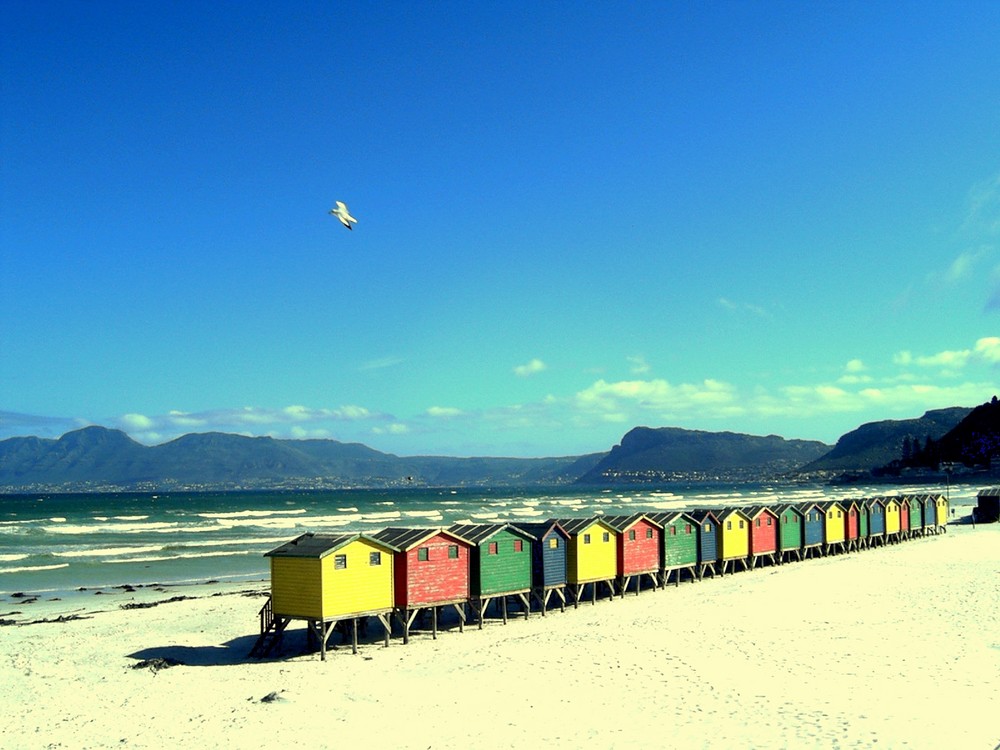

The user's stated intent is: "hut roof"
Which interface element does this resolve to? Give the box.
[265,532,396,559]
[652,510,699,526]
[600,513,662,533]
[817,500,845,511]
[447,522,536,545]
[978,487,1000,497]
[715,507,751,521]
[745,505,778,519]
[690,509,719,524]
[552,516,617,536]
[371,526,470,551]
[512,520,570,541]
[773,503,804,516]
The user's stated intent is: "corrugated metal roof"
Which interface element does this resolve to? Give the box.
[371,526,466,550]
[265,532,356,558]
[512,520,569,540]
[715,507,750,520]
[446,522,536,545]
[265,532,398,558]
[648,510,699,526]
[600,513,661,532]
[553,517,616,536]
[690,509,718,524]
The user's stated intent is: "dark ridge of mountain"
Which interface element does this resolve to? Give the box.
[935,398,1000,465]
[395,452,607,487]
[0,426,594,490]
[868,398,1000,476]
[576,426,831,484]
[0,427,149,485]
[798,407,972,474]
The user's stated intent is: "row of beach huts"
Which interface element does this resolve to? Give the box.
[251,493,950,659]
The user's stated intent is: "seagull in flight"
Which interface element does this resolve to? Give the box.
[329,201,358,230]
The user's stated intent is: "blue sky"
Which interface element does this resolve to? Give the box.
[3,2,1000,457]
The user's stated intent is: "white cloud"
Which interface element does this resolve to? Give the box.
[121,413,154,430]
[373,423,410,435]
[894,336,1000,370]
[627,355,650,375]
[717,297,769,318]
[426,406,463,418]
[574,378,739,417]
[514,358,547,377]
[845,359,866,373]
[944,247,991,283]
[359,356,404,371]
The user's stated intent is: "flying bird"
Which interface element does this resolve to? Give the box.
[329,201,357,230]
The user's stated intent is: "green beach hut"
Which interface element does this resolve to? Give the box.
[448,523,535,628]
[648,511,699,586]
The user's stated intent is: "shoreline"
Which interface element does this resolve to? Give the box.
[2,522,997,748]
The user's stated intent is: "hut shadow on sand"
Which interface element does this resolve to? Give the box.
[128,611,447,667]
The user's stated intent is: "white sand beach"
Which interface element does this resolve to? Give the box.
[2,522,998,749]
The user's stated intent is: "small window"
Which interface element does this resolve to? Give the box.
[629,530,636,541]
[685,524,691,535]
[782,515,787,523]
[837,511,842,518]
[755,518,761,527]
[671,526,677,536]
[794,516,799,524]
[766,517,772,526]
[739,520,744,529]
[726,521,732,531]
[646,528,653,539]
[828,511,833,519]
[334,554,347,570]
[418,547,429,562]
[548,537,558,549]
[513,539,523,552]
[369,551,381,566]
[448,544,459,559]
[488,542,498,555]
[602,532,610,543]
[703,523,710,533]
[584,533,591,545]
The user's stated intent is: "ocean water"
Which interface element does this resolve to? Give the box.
[0,482,977,604]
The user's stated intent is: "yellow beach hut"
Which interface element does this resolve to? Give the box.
[553,517,619,607]
[716,507,751,574]
[883,497,902,543]
[255,532,397,660]
[933,494,949,532]
[819,501,847,555]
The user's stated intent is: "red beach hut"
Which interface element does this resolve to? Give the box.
[745,505,779,568]
[371,527,473,644]
[602,513,663,596]
[841,499,861,551]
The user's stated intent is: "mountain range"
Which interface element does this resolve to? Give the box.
[1,401,996,491]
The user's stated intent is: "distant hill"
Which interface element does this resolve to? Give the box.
[576,426,831,484]
[3,406,989,491]
[798,407,972,475]
[0,427,601,491]
[868,398,1000,476]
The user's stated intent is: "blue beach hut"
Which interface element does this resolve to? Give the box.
[690,510,720,579]
[512,520,570,615]
[798,503,825,559]
[867,497,887,546]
